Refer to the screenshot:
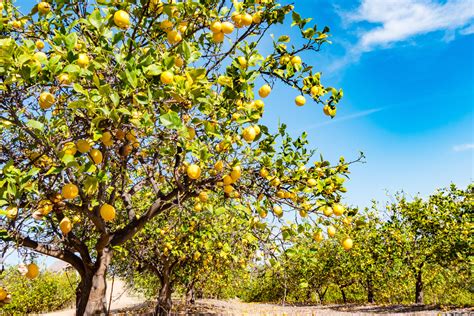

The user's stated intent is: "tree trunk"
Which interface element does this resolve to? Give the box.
[415,269,424,304]
[367,277,374,303]
[185,282,195,305]
[75,248,112,315]
[155,270,173,316]
[340,286,347,304]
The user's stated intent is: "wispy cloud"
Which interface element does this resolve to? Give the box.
[453,143,474,152]
[301,107,384,132]
[332,0,474,69]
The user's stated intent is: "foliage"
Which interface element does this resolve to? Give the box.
[239,184,473,307]
[0,267,78,315]
[0,0,352,313]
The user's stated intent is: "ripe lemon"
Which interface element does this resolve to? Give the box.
[313,231,324,242]
[333,203,345,216]
[114,10,130,29]
[35,40,45,50]
[242,126,256,142]
[291,55,302,65]
[295,95,306,106]
[26,263,39,279]
[76,140,91,153]
[327,225,336,237]
[39,92,55,109]
[0,288,7,300]
[310,85,322,97]
[322,206,333,216]
[77,53,90,68]
[273,205,283,218]
[187,164,201,180]
[60,217,72,234]
[210,21,222,33]
[241,13,252,26]
[90,149,103,164]
[194,202,202,212]
[63,142,77,155]
[100,203,116,221]
[160,20,173,32]
[253,12,262,24]
[223,175,233,185]
[221,22,234,34]
[174,56,184,67]
[214,160,224,172]
[223,185,233,194]
[160,71,174,84]
[307,178,317,187]
[58,73,71,85]
[323,105,336,117]
[6,206,18,219]
[167,30,182,44]
[230,166,242,181]
[299,209,308,217]
[62,183,78,199]
[258,84,271,98]
[212,31,225,43]
[260,168,269,178]
[38,2,51,15]
[199,191,208,202]
[237,56,247,68]
[342,237,353,250]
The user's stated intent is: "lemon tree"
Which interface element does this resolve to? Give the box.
[1,0,351,313]
[114,198,262,314]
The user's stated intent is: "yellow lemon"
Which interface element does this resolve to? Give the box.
[342,238,353,250]
[114,10,130,29]
[90,149,103,164]
[59,217,72,234]
[258,84,271,98]
[295,95,306,106]
[76,139,91,153]
[187,164,201,180]
[62,183,78,199]
[100,203,116,221]
[39,92,55,109]
[26,263,40,279]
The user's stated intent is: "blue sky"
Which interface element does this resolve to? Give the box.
[261,0,474,208]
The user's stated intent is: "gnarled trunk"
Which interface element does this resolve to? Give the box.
[415,269,423,304]
[155,269,173,316]
[76,248,112,315]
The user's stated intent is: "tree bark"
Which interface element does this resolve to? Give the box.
[415,268,424,304]
[340,286,347,304]
[367,277,375,303]
[155,269,173,316]
[76,248,112,315]
[185,282,195,305]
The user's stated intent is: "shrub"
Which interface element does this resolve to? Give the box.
[0,267,78,315]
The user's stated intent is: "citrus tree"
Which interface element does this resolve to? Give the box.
[0,0,351,314]
[384,184,472,304]
[114,197,262,314]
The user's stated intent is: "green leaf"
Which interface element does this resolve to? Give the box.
[160,111,182,129]
[26,120,44,131]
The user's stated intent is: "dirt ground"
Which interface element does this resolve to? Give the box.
[41,280,472,316]
[115,299,473,316]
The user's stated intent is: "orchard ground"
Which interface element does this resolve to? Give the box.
[42,279,473,316]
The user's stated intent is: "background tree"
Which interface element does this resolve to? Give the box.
[0,0,349,314]
[385,184,472,304]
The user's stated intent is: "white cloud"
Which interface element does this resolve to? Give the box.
[347,0,474,52]
[330,0,474,70]
[453,143,474,152]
